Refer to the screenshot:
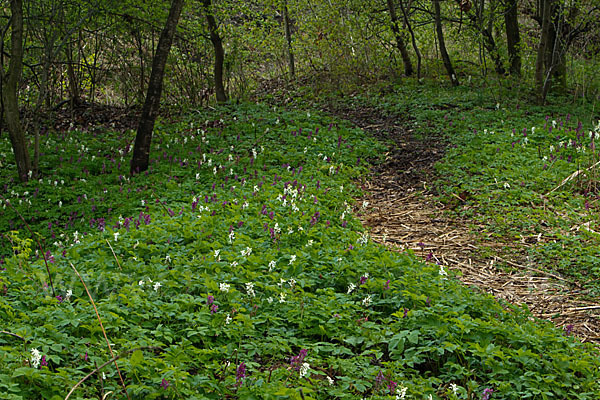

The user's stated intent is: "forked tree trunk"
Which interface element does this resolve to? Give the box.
[504,0,521,76]
[387,0,413,76]
[433,0,459,86]
[2,0,31,182]
[130,0,185,175]
[202,0,227,103]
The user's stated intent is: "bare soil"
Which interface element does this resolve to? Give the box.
[327,102,600,345]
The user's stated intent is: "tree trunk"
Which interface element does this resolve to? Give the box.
[130,0,185,175]
[283,0,295,80]
[2,0,31,182]
[433,0,459,86]
[504,0,521,76]
[202,0,227,103]
[387,0,413,76]
[535,0,553,103]
[399,0,422,78]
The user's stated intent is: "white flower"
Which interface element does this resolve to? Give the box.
[225,314,232,324]
[279,292,287,303]
[450,383,459,395]
[362,295,372,307]
[113,232,119,242]
[214,249,220,259]
[274,223,281,234]
[289,255,296,265]
[102,372,106,380]
[268,260,276,271]
[230,261,238,268]
[305,240,314,247]
[503,182,510,189]
[138,280,144,286]
[549,145,555,152]
[327,376,334,385]
[288,278,296,288]
[153,282,161,291]
[347,283,356,294]
[219,283,230,292]
[141,199,145,206]
[165,255,171,263]
[362,200,369,209]
[30,348,42,368]
[65,289,72,301]
[241,247,252,257]
[228,231,235,244]
[242,201,249,209]
[395,385,408,399]
[58,201,62,208]
[245,282,255,297]
[439,265,448,276]
[299,362,310,378]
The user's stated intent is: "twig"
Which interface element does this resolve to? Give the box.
[0,330,26,341]
[547,159,600,195]
[0,194,55,296]
[105,239,122,270]
[568,305,600,312]
[64,346,161,400]
[70,263,130,400]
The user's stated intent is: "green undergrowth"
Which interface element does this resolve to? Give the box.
[1,103,599,399]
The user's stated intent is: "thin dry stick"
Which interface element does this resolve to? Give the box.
[105,239,122,270]
[70,263,130,400]
[0,330,26,341]
[64,346,161,400]
[547,159,600,195]
[0,194,55,296]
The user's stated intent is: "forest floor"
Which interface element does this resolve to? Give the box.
[323,101,600,344]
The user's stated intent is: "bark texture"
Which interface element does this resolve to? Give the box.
[433,0,459,86]
[130,0,185,175]
[202,0,227,103]
[2,0,31,182]
[504,0,521,76]
[387,0,414,76]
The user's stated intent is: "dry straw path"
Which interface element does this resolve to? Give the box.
[336,104,600,345]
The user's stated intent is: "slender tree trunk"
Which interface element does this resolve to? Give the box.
[535,0,553,103]
[283,0,295,80]
[387,0,413,76]
[504,0,521,76]
[130,0,185,175]
[433,0,459,86]
[399,0,422,78]
[202,0,227,103]
[2,0,31,182]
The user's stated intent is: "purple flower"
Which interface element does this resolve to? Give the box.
[383,280,390,290]
[40,355,48,367]
[290,349,308,370]
[482,388,494,400]
[45,251,55,264]
[359,275,368,286]
[236,362,246,387]
[161,378,170,389]
[56,295,63,303]
[375,370,385,387]
[210,304,219,314]
[564,324,574,335]
[388,380,397,394]
[207,295,214,305]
